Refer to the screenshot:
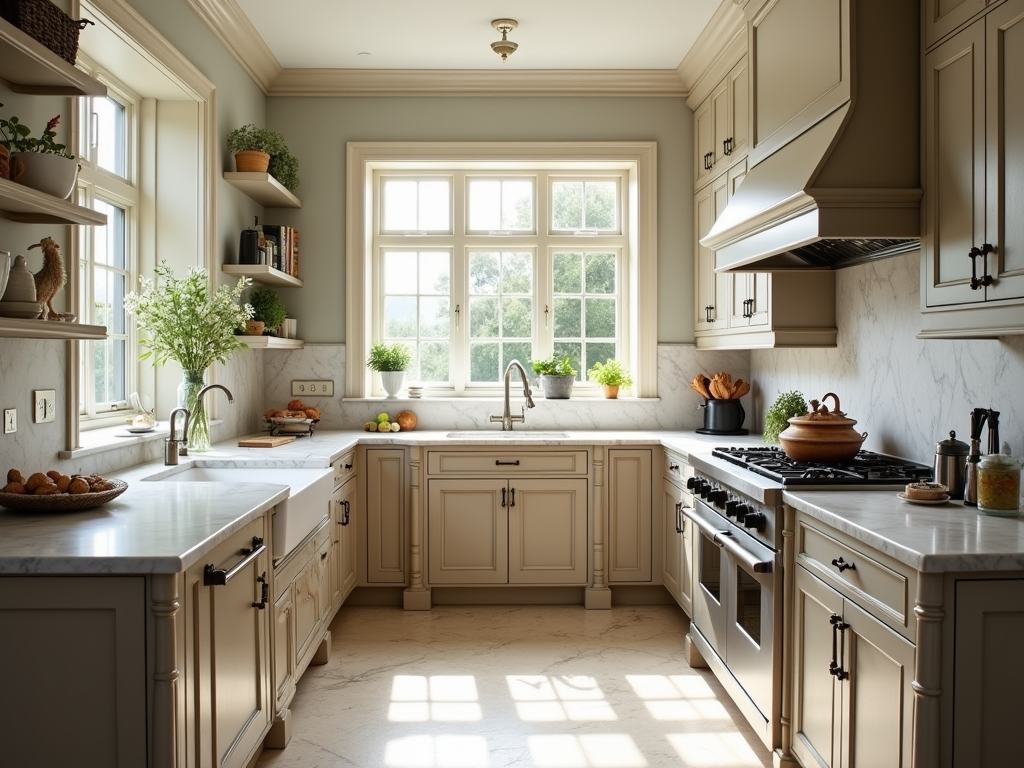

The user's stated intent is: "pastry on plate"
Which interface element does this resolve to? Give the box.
[904,481,949,500]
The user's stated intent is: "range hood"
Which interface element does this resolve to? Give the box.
[702,0,921,273]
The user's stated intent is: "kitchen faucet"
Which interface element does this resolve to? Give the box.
[490,360,535,431]
[164,407,190,466]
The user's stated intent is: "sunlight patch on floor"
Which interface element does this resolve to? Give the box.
[384,734,490,767]
[528,733,648,768]
[388,675,482,722]
[508,674,617,722]
[667,732,767,767]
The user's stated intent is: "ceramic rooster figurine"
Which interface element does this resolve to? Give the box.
[28,237,66,320]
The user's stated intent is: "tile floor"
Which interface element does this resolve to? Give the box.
[255,604,773,768]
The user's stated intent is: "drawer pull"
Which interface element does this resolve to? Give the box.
[341,499,351,526]
[501,487,507,507]
[253,572,268,610]
[831,556,856,573]
[495,459,521,466]
[344,463,353,469]
[669,463,679,471]
[510,487,516,507]
[204,536,266,586]
[829,613,850,680]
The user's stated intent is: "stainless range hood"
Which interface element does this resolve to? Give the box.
[702,0,921,273]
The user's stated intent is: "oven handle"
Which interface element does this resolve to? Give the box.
[684,507,773,574]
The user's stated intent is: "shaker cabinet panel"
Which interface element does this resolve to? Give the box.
[606,449,653,583]
[364,448,408,584]
[428,480,509,584]
[509,478,589,585]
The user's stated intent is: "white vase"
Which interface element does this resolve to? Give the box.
[380,370,405,398]
[10,152,80,199]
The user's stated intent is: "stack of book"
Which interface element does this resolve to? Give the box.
[263,225,300,277]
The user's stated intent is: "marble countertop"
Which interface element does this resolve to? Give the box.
[784,490,1024,573]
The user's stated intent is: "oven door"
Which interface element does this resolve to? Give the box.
[686,500,777,723]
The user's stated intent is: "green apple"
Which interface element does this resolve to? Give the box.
[364,421,377,432]
[376,412,391,424]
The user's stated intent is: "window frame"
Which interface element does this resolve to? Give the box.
[347,142,658,399]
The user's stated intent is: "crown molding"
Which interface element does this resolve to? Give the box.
[677,0,746,107]
[184,0,280,94]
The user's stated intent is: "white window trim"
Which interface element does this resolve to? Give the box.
[346,142,658,399]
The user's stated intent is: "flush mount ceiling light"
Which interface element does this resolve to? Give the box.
[490,18,518,62]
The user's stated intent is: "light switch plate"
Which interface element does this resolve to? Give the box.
[291,380,334,397]
[3,409,15,434]
[33,390,56,424]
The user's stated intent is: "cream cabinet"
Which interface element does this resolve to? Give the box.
[606,448,653,583]
[329,451,358,609]
[363,447,408,584]
[661,451,694,616]
[924,0,1005,48]
[694,55,749,190]
[921,0,1024,337]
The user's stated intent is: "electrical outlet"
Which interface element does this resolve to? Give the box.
[33,390,56,424]
[3,409,15,434]
[291,380,334,397]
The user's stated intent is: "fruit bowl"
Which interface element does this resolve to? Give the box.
[0,480,128,512]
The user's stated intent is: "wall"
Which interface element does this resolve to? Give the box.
[751,251,1024,466]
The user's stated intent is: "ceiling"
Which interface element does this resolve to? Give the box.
[232,0,722,72]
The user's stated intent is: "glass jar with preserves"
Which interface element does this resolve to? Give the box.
[977,454,1022,516]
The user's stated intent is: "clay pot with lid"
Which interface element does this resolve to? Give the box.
[778,392,868,462]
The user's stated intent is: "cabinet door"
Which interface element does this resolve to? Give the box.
[186,515,272,768]
[336,477,359,601]
[924,21,987,308]
[727,55,749,162]
[985,0,1024,302]
[509,478,589,585]
[292,521,330,671]
[924,0,993,48]
[0,577,147,767]
[607,448,652,583]
[695,94,715,188]
[711,74,731,171]
[273,584,296,712]
[791,566,841,768]
[427,479,509,584]
[662,479,684,601]
[695,171,733,333]
[365,447,407,583]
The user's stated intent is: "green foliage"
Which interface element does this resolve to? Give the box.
[268,148,299,191]
[248,287,287,331]
[0,109,74,158]
[367,341,412,372]
[764,390,809,443]
[226,124,286,155]
[123,262,253,374]
[531,355,577,377]
[587,359,633,387]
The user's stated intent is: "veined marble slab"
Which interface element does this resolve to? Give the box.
[785,489,1024,572]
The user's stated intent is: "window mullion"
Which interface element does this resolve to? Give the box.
[451,171,468,393]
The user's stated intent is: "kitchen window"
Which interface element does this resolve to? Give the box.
[355,145,656,398]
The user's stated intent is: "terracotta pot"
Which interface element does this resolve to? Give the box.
[244,319,265,335]
[778,392,868,462]
[602,384,620,399]
[234,150,271,173]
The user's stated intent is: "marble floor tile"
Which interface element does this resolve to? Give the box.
[255,605,772,768]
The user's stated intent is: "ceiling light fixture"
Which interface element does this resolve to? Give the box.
[490,18,518,62]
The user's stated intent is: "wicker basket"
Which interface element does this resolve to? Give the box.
[0,0,93,65]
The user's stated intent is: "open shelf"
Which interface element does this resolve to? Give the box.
[0,317,106,340]
[239,335,304,349]
[223,263,302,288]
[0,177,108,225]
[223,172,302,208]
[0,17,107,96]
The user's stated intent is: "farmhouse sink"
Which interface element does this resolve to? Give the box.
[445,431,570,439]
[146,465,334,560]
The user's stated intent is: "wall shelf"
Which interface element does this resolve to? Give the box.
[0,178,108,226]
[239,335,303,349]
[223,172,302,208]
[223,263,302,288]
[0,17,107,96]
[0,317,106,340]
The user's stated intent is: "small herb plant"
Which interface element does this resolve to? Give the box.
[587,359,633,388]
[248,286,287,332]
[0,109,74,158]
[531,355,577,377]
[226,124,287,155]
[268,148,299,191]
[367,341,412,372]
[764,390,809,443]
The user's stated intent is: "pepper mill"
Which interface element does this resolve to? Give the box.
[987,409,1001,457]
[964,407,989,506]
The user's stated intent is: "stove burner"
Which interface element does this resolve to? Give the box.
[712,446,932,486]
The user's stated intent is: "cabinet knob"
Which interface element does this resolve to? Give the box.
[831,556,856,573]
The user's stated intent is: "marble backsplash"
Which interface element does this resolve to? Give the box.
[751,251,1024,467]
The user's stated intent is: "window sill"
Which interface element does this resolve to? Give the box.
[58,420,222,460]
[342,396,661,404]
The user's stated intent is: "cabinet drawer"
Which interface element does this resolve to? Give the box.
[796,516,916,640]
[663,450,692,487]
[333,450,356,489]
[427,450,589,476]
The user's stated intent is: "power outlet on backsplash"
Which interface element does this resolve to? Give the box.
[291,380,334,398]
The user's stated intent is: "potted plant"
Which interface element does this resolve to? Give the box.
[248,286,287,335]
[268,147,300,191]
[587,359,633,399]
[763,390,809,444]
[124,262,252,452]
[226,123,286,173]
[367,341,412,398]
[531,355,577,399]
[0,109,78,198]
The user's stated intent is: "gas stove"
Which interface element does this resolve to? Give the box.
[711,446,933,486]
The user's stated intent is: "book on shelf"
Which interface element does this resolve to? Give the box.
[263,225,299,278]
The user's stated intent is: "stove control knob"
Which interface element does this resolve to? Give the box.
[686,476,698,491]
[709,489,727,507]
[734,503,751,520]
[725,499,740,517]
[743,512,767,531]
[696,480,711,498]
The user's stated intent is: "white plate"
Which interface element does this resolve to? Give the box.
[897,492,951,505]
[125,426,155,434]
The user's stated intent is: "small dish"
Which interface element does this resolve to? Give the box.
[896,492,951,506]
[125,426,156,434]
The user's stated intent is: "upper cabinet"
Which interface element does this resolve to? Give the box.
[920,0,1024,337]
[924,0,1006,48]
[694,56,748,190]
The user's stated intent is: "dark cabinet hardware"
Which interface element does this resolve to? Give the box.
[344,463,353,469]
[321,550,328,560]
[831,556,856,572]
[339,499,351,526]
[968,243,995,290]
[501,487,507,507]
[829,613,850,680]
[495,459,521,466]
[675,501,683,534]
[705,305,715,323]
[723,137,733,156]
[203,536,265,586]
[253,572,268,610]
[669,463,679,471]
[703,151,714,170]
[510,487,516,507]
[741,297,754,318]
